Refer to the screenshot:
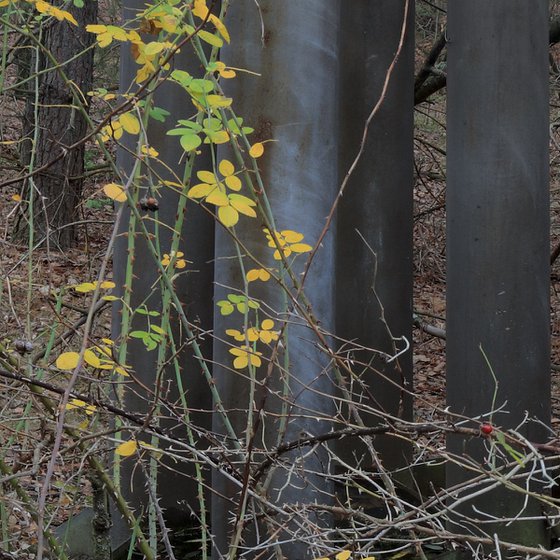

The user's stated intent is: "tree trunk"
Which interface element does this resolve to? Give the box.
[16,2,97,249]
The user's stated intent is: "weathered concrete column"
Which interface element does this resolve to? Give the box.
[337,0,414,470]
[113,0,214,523]
[447,1,550,547]
[212,2,340,558]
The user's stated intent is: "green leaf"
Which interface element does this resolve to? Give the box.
[150,325,165,335]
[188,79,214,94]
[129,331,148,340]
[177,120,202,131]
[149,106,170,123]
[73,0,84,6]
[170,69,192,86]
[167,127,198,136]
[145,338,158,351]
[180,133,202,152]
[86,198,112,209]
[217,301,234,315]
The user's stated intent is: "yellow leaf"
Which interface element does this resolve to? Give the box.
[56,352,80,370]
[218,206,239,227]
[206,190,229,207]
[11,194,22,202]
[246,269,260,282]
[220,68,236,79]
[116,440,137,456]
[261,319,274,330]
[219,159,234,177]
[197,170,216,183]
[249,142,264,158]
[114,366,130,377]
[188,183,214,199]
[103,183,127,202]
[74,282,97,293]
[289,243,312,253]
[209,14,230,43]
[225,175,241,191]
[336,552,352,560]
[35,0,50,14]
[84,349,101,369]
[282,230,304,243]
[86,24,107,34]
[192,0,209,18]
[100,280,116,289]
[258,269,271,281]
[119,112,141,135]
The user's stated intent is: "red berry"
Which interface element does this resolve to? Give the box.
[480,423,493,435]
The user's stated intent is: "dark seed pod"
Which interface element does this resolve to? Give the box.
[14,339,34,355]
[139,196,159,212]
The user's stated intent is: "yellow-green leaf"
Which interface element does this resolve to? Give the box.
[180,133,202,152]
[206,95,232,108]
[144,41,166,56]
[100,280,116,289]
[206,130,229,144]
[56,352,80,370]
[198,30,223,47]
[116,439,137,456]
[103,183,127,202]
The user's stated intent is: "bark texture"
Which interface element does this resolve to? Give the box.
[17,1,97,248]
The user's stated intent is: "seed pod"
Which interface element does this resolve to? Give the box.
[139,196,159,212]
[14,339,34,355]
